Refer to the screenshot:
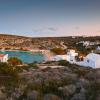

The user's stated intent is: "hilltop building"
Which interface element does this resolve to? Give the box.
[97,46,100,51]
[66,49,78,63]
[51,49,78,63]
[77,53,100,68]
[0,54,8,62]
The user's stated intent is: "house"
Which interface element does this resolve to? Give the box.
[66,50,78,63]
[51,49,78,63]
[97,46,100,51]
[50,50,78,63]
[77,53,100,68]
[0,54,8,62]
[77,41,96,47]
[83,41,89,46]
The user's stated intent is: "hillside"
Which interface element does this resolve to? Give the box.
[0,34,100,50]
[0,61,100,100]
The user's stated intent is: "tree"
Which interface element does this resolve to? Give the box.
[8,57,22,66]
[58,60,70,66]
[51,48,66,55]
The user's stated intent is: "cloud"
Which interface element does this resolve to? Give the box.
[33,28,44,33]
[31,27,59,37]
[74,26,80,30]
[47,27,57,31]
[33,27,58,33]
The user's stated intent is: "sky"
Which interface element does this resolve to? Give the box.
[0,0,100,37]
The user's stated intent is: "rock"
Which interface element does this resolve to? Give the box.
[27,90,39,100]
[43,94,61,100]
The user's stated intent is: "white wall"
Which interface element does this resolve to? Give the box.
[95,60,100,68]
[52,55,67,61]
[0,54,8,62]
[84,58,95,68]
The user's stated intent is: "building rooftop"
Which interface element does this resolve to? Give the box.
[0,54,6,58]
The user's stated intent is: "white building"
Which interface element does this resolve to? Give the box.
[51,49,78,63]
[52,55,67,61]
[77,53,100,68]
[66,50,78,63]
[83,41,90,47]
[97,46,100,51]
[0,54,8,62]
[77,41,96,47]
[51,50,78,63]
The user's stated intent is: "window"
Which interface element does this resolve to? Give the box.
[87,59,89,63]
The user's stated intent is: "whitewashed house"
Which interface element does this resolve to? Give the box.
[97,46,100,51]
[0,54,8,62]
[66,50,78,63]
[83,41,90,47]
[51,49,78,63]
[77,53,100,68]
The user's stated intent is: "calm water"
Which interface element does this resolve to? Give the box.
[0,51,44,63]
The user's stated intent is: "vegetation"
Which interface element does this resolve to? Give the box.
[0,35,99,99]
[58,60,70,66]
[51,48,66,55]
[8,57,22,66]
[0,61,100,100]
[0,63,18,76]
[28,63,38,69]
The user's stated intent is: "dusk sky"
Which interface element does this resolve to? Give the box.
[0,0,100,37]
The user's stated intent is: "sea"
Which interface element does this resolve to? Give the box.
[0,51,44,63]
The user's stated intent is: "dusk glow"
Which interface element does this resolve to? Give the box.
[0,0,100,37]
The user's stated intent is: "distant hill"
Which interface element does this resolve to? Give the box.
[0,34,100,50]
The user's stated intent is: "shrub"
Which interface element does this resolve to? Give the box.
[8,57,22,66]
[58,60,70,66]
[51,48,66,55]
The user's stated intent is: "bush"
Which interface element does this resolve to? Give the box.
[58,60,70,66]
[51,48,66,55]
[0,63,17,75]
[28,63,38,69]
[8,57,22,66]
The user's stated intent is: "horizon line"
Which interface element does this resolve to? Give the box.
[0,33,100,38]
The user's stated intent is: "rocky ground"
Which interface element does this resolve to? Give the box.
[0,61,100,100]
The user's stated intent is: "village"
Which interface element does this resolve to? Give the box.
[0,35,100,68]
[0,36,100,100]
